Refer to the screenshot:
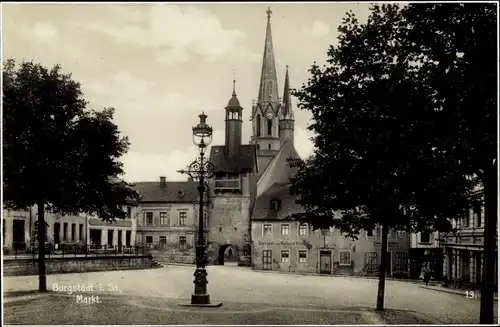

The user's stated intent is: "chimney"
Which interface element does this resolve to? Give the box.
[159,176,166,189]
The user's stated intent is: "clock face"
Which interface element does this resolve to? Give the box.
[266,112,273,120]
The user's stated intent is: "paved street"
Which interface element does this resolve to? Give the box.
[4,265,497,325]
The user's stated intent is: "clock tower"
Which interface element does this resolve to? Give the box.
[250,7,281,175]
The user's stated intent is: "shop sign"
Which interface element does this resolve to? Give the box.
[257,241,306,246]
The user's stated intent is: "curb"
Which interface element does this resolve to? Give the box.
[420,285,499,301]
[250,269,440,286]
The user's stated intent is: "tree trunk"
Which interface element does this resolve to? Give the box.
[376,224,389,311]
[479,164,497,324]
[37,202,47,292]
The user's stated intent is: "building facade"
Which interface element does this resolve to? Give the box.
[440,188,497,289]
[409,231,442,279]
[3,205,137,253]
[251,184,410,275]
[134,177,208,263]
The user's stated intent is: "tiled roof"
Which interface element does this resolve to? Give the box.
[209,144,257,173]
[133,181,199,203]
[251,183,304,221]
[256,138,301,197]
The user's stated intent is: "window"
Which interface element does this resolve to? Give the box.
[160,212,170,225]
[267,119,272,136]
[281,250,290,263]
[126,231,131,246]
[256,114,261,136]
[179,212,187,226]
[257,144,260,149]
[179,236,187,251]
[127,206,132,219]
[396,230,405,238]
[475,205,482,227]
[270,199,281,211]
[146,236,153,244]
[420,232,430,243]
[395,252,408,271]
[118,230,122,246]
[214,173,241,191]
[464,210,470,228]
[63,223,68,241]
[263,224,272,236]
[108,230,113,246]
[339,250,351,266]
[281,224,289,236]
[268,144,271,150]
[79,224,84,241]
[146,212,153,225]
[298,250,307,263]
[367,229,373,237]
[364,252,378,271]
[299,224,308,236]
[71,223,76,241]
[159,236,167,249]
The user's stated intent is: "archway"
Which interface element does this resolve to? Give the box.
[218,244,239,265]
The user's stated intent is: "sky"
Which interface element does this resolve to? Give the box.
[2,3,371,182]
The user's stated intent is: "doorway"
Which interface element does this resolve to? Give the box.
[218,244,238,265]
[262,250,272,270]
[12,219,25,250]
[319,251,332,274]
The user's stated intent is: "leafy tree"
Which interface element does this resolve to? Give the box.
[400,3,497,323]
[3,59,139,292]
[289,4,474,311]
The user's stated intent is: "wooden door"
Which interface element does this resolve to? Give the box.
[319,251,332,274]
[262,250,272,270]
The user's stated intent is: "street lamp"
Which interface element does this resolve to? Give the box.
[177,112,222,307]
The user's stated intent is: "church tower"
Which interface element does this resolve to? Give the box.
[251,7,281,175]
[279,66,295,146]
[225,78,242,158]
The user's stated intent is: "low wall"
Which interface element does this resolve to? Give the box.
[150,251,195,264]
[3,256,153,276]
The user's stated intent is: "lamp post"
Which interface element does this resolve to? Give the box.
[178,112,222,307]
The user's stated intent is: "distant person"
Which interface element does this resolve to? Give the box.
[423,264,431,286]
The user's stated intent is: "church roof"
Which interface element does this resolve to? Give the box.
[256,138,302,197]
[251,183,303,221]
[209,144,257,173]
[133,180,199,203]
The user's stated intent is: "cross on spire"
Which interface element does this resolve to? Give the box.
[232,70,236,96]
[266,7,272,20]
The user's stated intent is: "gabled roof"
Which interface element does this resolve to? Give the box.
[251,183,303,221]
[133,181,199,203]
[257,138,301,197]
[209,144,257,173]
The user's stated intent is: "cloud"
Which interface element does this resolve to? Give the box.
[79,4,249,66]
[83,70,201,114]
[294,127,315,159]
[19,22,58,43]
[301,20,330,38]
[122,129,225,182]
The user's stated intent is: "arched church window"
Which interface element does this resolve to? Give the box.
[267,119,272,136]
[256,114,261,136]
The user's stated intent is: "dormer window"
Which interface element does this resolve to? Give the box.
[270,198,281,211]
[177,190,185,198]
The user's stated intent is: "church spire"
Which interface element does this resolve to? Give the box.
[257,7,279,106]
[281,65,294,119]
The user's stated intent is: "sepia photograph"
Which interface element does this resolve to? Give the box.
[1,2,498,325]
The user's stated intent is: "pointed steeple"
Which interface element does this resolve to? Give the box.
[227,70,241,107]
[257,7,279,107]
[280,65,294,119]
[279,65,294,147]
